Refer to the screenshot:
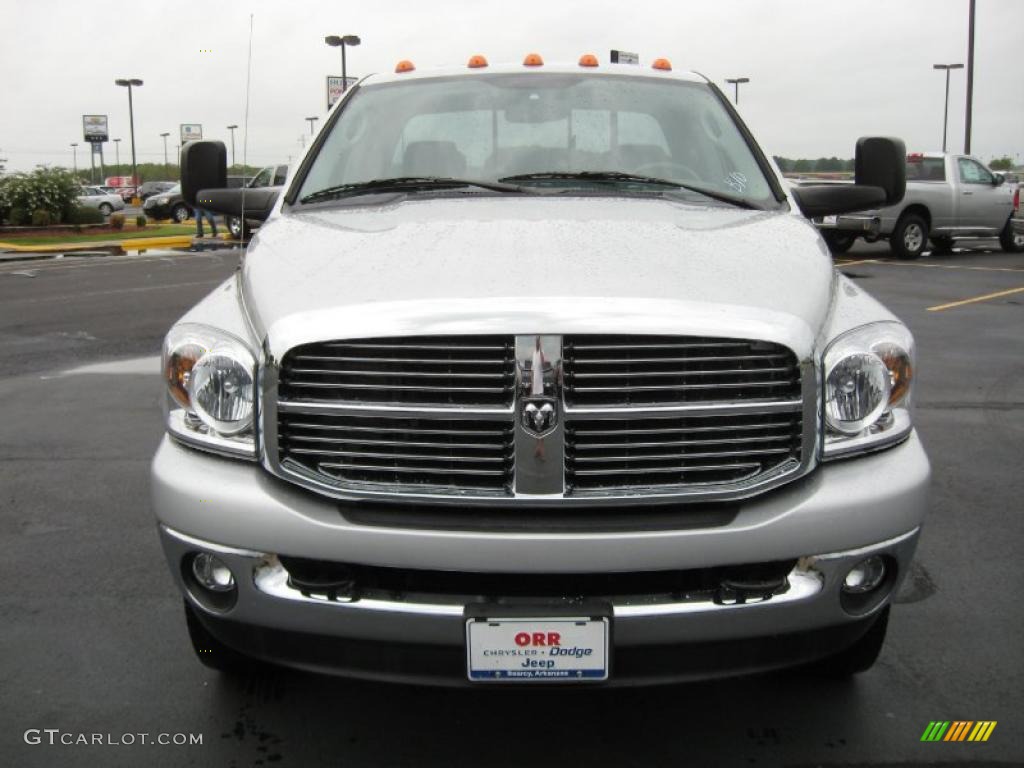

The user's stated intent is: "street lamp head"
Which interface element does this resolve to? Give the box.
[115,78,144,87]
[160,132,169,138]
[933,63,964,70]
[726,77,750,84]
[326,34,360,47]
[70,142,78,147]
[227,124,238,130]
[113,138,120,143]
[306,116,319,121]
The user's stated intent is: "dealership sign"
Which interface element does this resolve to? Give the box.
[82,115,109,143]
[180,124,203,142]
[327,76,359,109]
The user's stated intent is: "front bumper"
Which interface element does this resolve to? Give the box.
[152,432,929,685]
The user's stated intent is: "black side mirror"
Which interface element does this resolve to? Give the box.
[180,141,227,207]
[791,136,906,219]
[994,174,1005,187]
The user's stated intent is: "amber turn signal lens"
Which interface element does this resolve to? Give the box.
[394,59,415,73]
[578,54,599,67]
[876,343,913,406]
[523,53,544,66]
[652,58,672,71]
[165,343,205,409]
[467,54,488,68]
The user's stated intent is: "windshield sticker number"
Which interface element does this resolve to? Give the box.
[726,172,747,193]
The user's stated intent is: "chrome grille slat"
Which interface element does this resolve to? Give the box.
[571,447,792,463]
[292,355,509,365]
[570,354,790,364]
[282,381,510,393]
[287,434,508,451]
[574,435,795,449]
[292,448,509,463]
[568,380,799,393]
[571,366,794,378]
[571,463,763,476]
[318,462,509,477]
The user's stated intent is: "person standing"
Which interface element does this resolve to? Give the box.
[194,205,218,238]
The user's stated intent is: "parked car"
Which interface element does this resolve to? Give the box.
[223,164,288,238]
[158,59,926,686]
[815,152,1021,257]
[76,186,126,217]
[1012,184,1023,237]
[142,184,191,222]
[139,181,176,200]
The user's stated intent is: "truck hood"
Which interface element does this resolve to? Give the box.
[241,196,834,361]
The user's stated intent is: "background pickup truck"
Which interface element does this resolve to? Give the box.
[814,152,1022,258]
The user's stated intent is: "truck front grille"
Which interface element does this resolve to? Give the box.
[270,334,810,503]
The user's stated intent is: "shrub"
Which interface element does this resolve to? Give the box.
[31,209,52,227]
[7,206,28,226]
[66,206,106,225]
[0,166,81,224]
[109,213,126,230]
[135,214,148,228]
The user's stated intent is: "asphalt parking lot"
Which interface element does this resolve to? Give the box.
[0,239,1021,767]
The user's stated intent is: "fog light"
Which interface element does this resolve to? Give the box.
[843,556,886,594]
[191,552,235,592]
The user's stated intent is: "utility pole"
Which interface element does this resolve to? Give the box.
[113,138,120,171]
[305,116,319,135]
[70,143,78,176]
[965,0,975,154]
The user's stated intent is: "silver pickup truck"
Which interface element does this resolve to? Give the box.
[817,152,1022,258]
[155,59,927,686]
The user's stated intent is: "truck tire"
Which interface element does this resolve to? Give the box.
[999,219,1024,253]
[808,605,890,677]
[184,600,256,673]
[226,215,251,240]
[823,231,856,255]
[891,214,928,260]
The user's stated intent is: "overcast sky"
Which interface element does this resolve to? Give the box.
[1,0,1021,173]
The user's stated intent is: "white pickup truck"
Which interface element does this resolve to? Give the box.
[816,152,1022,258]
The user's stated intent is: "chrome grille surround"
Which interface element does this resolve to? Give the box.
[263,335,818,505]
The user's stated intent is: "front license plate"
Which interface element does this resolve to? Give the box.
[821,215,838,226]
[466,617,609,682]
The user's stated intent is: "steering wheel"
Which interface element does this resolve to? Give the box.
[634,160,699,181]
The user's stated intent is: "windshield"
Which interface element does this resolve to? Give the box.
[296,73,777,206]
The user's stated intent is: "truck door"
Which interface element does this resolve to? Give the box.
[956,157,1013,232]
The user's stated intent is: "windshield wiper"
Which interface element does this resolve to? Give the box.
[299,177,526,204]
[497,171,757,209]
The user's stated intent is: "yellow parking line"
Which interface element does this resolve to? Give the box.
[875,261,1024,274]
[834,259,878,267]
[927,285,1024,312]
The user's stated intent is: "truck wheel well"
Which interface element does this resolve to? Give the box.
[897,205,931,229]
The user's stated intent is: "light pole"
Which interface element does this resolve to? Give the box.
[160,132,170,177]
[114,78,143,200]
[70,143,78,176]
[226,124,238,168]
[305,116,319,135]
[725,77,750,105]
[932,63,963,153]
[325,34,361,93]
[965,0,976,154]
[112,138,121,171]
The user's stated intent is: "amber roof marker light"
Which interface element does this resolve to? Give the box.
[523,53,544,66]
[468,55,488,68]
[578,54,599,67]
[652,58,672,71]
[395,59,416,73]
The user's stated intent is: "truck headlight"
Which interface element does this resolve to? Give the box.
[162,324,258,459]
[822,322,914,460]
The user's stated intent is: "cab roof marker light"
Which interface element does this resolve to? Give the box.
[652,58,672,71]
[467,55,488,68]
[578,54,599,67]
[394,60,415,73]
[523,53,544,67]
